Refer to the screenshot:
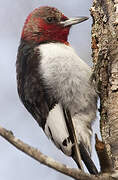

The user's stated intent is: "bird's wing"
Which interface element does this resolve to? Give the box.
[16,40,51,129]
[16,41,72,154]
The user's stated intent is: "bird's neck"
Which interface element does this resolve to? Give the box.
[21,36,70,46]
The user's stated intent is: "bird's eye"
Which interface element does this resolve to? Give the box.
[47,17,53,23]
[46,17,57,23]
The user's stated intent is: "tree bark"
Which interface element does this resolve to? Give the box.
[0,1,118,180]
[91,0,118,172]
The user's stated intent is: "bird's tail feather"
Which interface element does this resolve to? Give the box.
[72,142,98,174]
[79,142,98,174]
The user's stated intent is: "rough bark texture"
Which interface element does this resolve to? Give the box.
[91,0,118,171]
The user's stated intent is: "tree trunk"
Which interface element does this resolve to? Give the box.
[1,1,118,179]
[91,0,118,172]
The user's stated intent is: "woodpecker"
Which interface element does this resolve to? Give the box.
[16,6,98,174]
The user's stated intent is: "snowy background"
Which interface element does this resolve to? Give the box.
[0,0,100,180]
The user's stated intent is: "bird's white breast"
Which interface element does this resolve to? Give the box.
[38,43,92,111]
[38,42,97,155]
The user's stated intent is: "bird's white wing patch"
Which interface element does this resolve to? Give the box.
[44,104,72,156]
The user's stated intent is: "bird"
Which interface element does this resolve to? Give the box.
[16,6,98,174]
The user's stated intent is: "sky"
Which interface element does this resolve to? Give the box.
[0,1,100,180]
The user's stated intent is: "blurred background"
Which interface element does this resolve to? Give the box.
[0,0,100,180]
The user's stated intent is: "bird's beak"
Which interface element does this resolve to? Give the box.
[60,17,89,27]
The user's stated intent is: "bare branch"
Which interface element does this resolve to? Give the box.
[0,125,117,180]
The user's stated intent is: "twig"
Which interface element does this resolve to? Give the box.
[95,134,113,173]
[65,109,84,171]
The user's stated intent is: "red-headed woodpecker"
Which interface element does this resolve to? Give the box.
[16,6,98,174]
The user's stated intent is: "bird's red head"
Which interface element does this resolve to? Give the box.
[22,6,70,45]
[21,6,89,45]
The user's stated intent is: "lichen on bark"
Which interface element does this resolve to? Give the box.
[91,0,118,171]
